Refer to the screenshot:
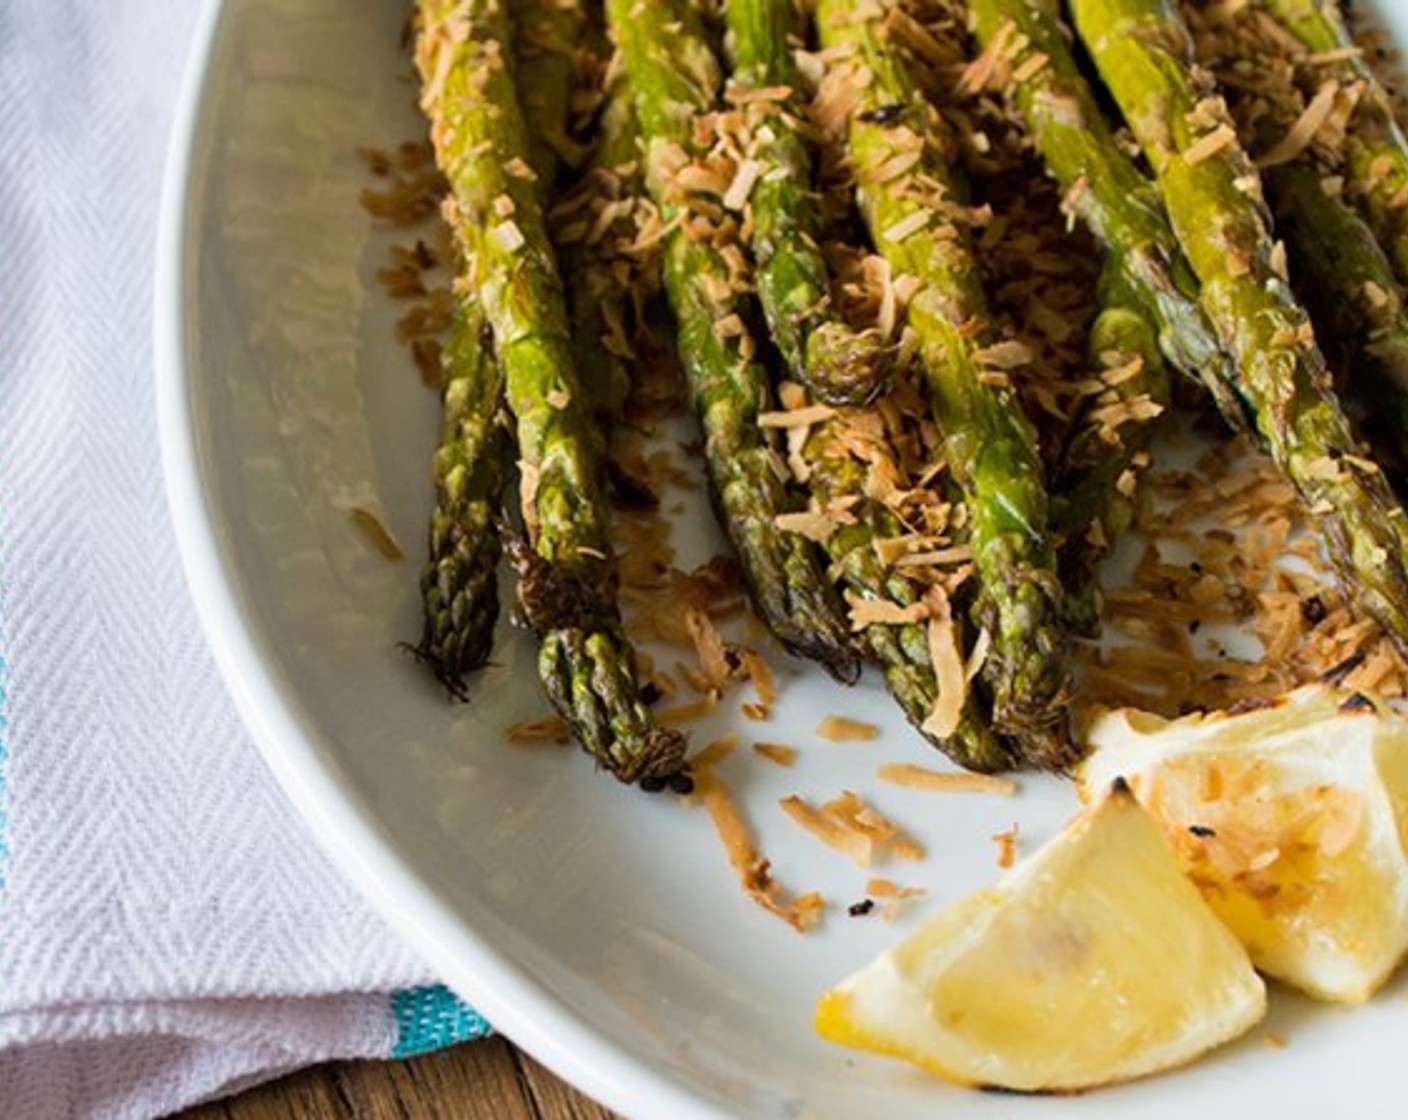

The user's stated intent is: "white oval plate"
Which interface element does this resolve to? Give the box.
[156,1,1408,1117]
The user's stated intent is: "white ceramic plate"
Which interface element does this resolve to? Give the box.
[156,2,1408,1117]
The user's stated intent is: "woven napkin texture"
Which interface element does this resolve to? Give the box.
[0,2,488,1116]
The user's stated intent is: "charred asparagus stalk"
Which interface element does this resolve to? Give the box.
[969,0,1247,429]
[1052,268,1170,634]
[1181,0,1408,481]
[553,64,654,425]
[1262,0,1408,286]
[723,0,887,404]
[605,0,861,683]
[816,0,1074,766]
[415,0,687,785]
[416,0,584,689]
[805,424,1014,771]
[1269,160,1408,485]
[509,0,593,182]
[415,305,511,691]
[1069,0,1408,654]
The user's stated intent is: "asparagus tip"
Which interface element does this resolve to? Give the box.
[805,325,890,407]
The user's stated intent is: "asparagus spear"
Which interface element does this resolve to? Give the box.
[815,0,1074,765]
[416,0,582,689]
[1262,0,1408,286]
[1052,267,1170,635]
[805,424,1014,771]
[1069,0,1408,653]
[969,0,1248,430]
[510,1,648,425]
[415,305,510,692]
[555,65,650,426]
[508,0,593,182]
[722,0,887,405]
[604,0,862,683]
[1269,160,1408,484]
[1180,0,1408,481]
[415,0,687,786]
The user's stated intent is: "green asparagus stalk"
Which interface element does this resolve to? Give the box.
[555,66,649,425]
[805,426,1014,771]
[722,0,887,404]
[511,0,645,424]
[415,305,510,692]
[509,0,593,181]
[415,0,687,786]
[416,0,583,690]
[815,0,1074,766]
[1270,162,1408,486]
[1052,267,1170,635]
[969,0,1248,430]
[1180,1,1408,481]
[604,0,862,683]
[1270,159,1408,384]
[1262,0,1408,286]
[1069,0,1408,653]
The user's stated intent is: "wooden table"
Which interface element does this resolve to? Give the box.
[183,1039,621,1120]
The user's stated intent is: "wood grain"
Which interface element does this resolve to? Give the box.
[180,1038,621,1120]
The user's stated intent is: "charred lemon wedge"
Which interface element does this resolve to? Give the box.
[815,783,1265,1091]
[1081,685,1408,1003]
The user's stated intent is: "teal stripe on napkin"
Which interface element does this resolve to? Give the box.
[390,984,491,1058]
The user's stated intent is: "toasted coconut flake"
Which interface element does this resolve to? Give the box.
[655,695,720,726]
[921,595,966,740]
[816,714,882,742]
[349,507,404,561]
[1011,50,1050,83]
[972,339,1035,369]
[684,605,730,684]
[753,742,798,766]
[877,763,1017,796]
[864,876,926,919]
[696,769,818,931]
[1183,122,1239,165]
[712,313,748,340]
[775,510,838,542]
[724,649,771,710]
[965,627,992,681]
[758,403,836,428]
[692,732,739,773]
[727,82,794,104]
[895,544,975,569]
[882,209,933,244]
[782,790,923,866]
[723,158,766,211]
[848,598,930,630]
[781,794,875,865]
[1257,81,1339,168]
[960,17,1014,93]
[992,824,1020,868]
[506,714,571,744]
[490,219,526,253]
[502,155,537,182]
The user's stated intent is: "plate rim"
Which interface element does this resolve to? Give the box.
[152,3,1408,1118]
[152,3,729,1117]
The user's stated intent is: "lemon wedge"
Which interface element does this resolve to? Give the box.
[815,784,1265,1091]
[1081,685,1408,1003]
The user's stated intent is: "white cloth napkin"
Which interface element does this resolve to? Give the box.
[0,3,489,1116]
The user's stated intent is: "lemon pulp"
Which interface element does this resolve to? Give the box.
[817,785,1265,1091]
[1082,686,1408,1002]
